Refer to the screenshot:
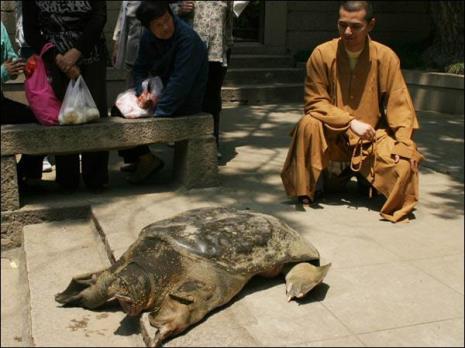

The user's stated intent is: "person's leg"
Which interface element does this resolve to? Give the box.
[281,115,341,203]
[119,146,151,162]
[79,48,110,190]
[126,151,164,184]
[1,95,39,124]
[1,96,44,182]
[45,61,81,189]
[113,65,144,169]
[55,154,80,190]
[81,151,109,190]
[202,62,227,147]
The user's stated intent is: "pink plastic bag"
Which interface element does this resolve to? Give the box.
[24,43,62,126]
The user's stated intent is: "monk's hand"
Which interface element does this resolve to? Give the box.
[410,158,419,172]
[180,1,195,13]
[350,119,376,141]
[393,154,418,172]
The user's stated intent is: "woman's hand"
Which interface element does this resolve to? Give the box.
[55,48,82,74]
[3,58,25,79]
[65,65,81,80]
[137,91,153,110]
[179,1,195,14]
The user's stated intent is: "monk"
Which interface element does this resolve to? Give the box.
[281,1,424,223]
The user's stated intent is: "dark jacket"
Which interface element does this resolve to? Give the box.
[23,1,107,65]
[133,15,208,117]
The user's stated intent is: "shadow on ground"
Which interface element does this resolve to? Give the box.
[21,104,463,223]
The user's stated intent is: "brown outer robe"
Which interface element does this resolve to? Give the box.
[281,37,424,222]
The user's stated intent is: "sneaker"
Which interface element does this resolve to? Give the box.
[42,158,53,173]
[126,154,164,184]
[217,152,223,160]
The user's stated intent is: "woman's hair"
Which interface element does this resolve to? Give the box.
[136,1,172,28]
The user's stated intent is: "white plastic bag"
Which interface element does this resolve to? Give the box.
[58,76,100,125]
[233,1,250,17]
[115,76,163,119]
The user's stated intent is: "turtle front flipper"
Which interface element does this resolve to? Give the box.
[284,262,331,302]
[55,268,115,309]
[142,279,221,346]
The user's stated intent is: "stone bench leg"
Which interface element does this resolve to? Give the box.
[1,155,20,212]
[174,135,219,189]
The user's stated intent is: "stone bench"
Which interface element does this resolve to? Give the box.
[1,114,219,212]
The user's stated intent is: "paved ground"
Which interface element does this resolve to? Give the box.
[1,103,464,347]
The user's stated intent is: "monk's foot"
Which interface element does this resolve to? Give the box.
[298,196,312,205]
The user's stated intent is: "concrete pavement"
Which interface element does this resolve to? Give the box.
[1,103,463,347]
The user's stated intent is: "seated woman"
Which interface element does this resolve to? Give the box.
[119,1,209,184]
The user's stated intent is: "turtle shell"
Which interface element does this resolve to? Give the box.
[139,207,320,275]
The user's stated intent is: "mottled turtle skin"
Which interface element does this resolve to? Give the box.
[56,207,331,346]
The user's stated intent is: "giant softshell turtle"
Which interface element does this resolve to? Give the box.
[56,207,331,346]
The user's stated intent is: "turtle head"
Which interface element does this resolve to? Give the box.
[109,263,152,316]
[55,270,116,309]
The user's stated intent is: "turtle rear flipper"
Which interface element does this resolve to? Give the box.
[284,262,331,302]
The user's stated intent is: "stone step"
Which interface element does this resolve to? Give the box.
[232,42,287,55]
[229,54,295,68]
[225,67,305,86]
[1,247,34,347]
[89,192,262,347]
[23,220,145,347]
[5,80,304,109]
[222,83,304,105]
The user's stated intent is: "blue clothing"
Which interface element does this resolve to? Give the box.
[133,15,208,117]
[1,21,19,84]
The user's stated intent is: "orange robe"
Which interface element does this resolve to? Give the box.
[281,38,424,222]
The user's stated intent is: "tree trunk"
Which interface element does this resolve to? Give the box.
[428,1,464,70]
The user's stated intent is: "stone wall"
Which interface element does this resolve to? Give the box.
[2,1,433,60]
[286,1,432,55]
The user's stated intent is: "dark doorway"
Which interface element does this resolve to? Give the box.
[233,0,265,43]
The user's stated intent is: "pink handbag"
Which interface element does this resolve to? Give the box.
[24,43,62,126]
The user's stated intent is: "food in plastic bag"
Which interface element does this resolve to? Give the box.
[58,76,100,125]
[115,76,163,119]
